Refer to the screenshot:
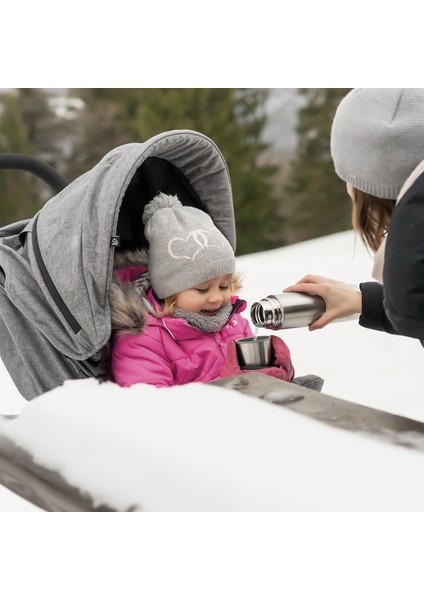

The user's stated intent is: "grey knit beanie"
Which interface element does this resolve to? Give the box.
[331,88,424,199]
[142,193,236,299]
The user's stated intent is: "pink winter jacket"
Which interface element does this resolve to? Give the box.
[111,290,253,387]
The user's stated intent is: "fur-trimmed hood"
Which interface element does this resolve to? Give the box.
[109,249,151,336]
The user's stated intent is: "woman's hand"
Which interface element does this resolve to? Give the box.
[283,275,362,331]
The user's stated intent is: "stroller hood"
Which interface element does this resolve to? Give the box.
[1,130,235,365]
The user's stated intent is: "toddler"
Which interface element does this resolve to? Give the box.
[110,193,294,387]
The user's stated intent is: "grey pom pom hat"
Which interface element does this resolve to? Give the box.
[142,193,236,299]
[331,88,424,199]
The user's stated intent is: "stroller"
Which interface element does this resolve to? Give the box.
[0,130,322,400]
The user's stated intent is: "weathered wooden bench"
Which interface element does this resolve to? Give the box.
[1,373,424,512]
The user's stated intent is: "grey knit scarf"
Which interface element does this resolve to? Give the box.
[173,302,233,332]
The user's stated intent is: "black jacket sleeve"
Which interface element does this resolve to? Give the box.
[359,281,397,334]
[383,171,424,341]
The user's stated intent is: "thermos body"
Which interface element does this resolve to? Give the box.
[250,292,326,330]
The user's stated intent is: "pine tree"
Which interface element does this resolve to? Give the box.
[0,93,43,226]
[16,88,73,200]
[71,88,282,255]
[282,88,352,244]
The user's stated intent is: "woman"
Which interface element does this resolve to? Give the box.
[285,88,424,343]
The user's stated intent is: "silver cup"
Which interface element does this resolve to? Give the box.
[235,336,272,368]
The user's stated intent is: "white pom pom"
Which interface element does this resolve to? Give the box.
[142,192,182,225]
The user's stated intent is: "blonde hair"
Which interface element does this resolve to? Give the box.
[159,271,244,317]
[351,187,396,252]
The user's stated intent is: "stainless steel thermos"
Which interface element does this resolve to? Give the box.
[250,292,326,330]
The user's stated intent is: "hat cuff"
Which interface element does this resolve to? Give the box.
[334,164,401,200]
[153,258,236,299]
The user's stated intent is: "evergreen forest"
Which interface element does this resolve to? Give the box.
[0,88,352,255]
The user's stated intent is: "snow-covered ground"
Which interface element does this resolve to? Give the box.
[1,230,424,512]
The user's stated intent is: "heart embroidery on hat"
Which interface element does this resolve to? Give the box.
[168,228,225,261]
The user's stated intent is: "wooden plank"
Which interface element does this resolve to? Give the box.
[2,373,424,511]
[0,430,115,512]
[212,373,424,451]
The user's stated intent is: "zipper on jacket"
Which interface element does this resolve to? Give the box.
[32,214,82,334]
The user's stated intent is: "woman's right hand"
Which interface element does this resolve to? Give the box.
[283,274,362,331]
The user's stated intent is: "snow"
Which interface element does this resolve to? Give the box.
[3,377,424,512]
[1,229,424,512]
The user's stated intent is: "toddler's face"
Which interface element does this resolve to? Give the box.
[176,275,232,315]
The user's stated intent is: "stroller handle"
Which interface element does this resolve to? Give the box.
[0,153,68,194]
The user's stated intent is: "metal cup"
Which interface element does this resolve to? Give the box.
[235,336,272,368]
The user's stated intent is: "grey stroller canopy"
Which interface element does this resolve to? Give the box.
[0,130,235,400]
